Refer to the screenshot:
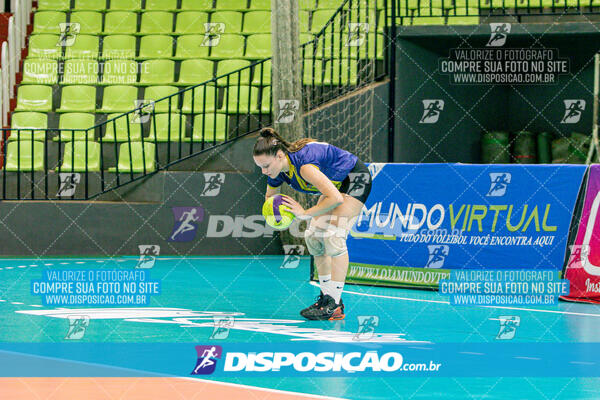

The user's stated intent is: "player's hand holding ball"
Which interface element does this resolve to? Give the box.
[262,194,297,230]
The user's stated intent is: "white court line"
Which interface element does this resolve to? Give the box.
[310,282,600,318]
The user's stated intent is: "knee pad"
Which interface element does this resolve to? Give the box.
[304,225,325,256]
[323,225,349,257]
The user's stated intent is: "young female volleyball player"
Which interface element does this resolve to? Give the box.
[253,128,372,320]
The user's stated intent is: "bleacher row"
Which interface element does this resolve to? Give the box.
[7,0,390,174]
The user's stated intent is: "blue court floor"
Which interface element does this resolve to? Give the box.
[1,255,600,399]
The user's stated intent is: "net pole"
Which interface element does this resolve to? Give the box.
[272,0,309,248]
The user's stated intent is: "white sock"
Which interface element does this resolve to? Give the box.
[330,280,345,304]
[318,274,331,295]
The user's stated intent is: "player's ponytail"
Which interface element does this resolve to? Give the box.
[253,127,316,156]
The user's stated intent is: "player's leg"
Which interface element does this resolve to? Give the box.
[301,196,334,317]
[303,194,363,320]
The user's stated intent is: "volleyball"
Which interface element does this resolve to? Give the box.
[262,194,295,230]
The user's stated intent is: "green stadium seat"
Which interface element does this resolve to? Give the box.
[138,35,174,59]
[37,0,71,11]
[102,35,137,59]
[71,12,103,34]
[251,60,271,85]
[515,0,542,7]
[323,58,358,85]
[21,59,58,85]
[447,8,480,24]
[104,12,138,34]
[144,86,180,112]
[541,0,567,6]
[478,0,505,8]
[102,113,143,142]
[140,11,174,34]
[177,59,215,85]
[311,9,340,33]
[254,85,270,113]
[243,11,271,33]
[188,113,228,142]
[220,85,259,113]
[316,0,344,9]
[145,0,178,10]
[215,59,251,85]
[10,112,48,141]
[108,0,142,10]
[98,85,139,113]
[15,85,53,112]
[101,59,138,85]
[5,140,45,172]
[249,0,271,9]
[108,142,156,173]
[58,140,101,172]
[57,85,97,113]
[216,0,249,10]
[139,59,175,85]
[28,34,62,59]
[301,0,317,9]
[244,33,272,59]
[303,58,325,85]
[299,11,311,32]
[180,0,214,10]
[175,12,210,34]
[74,0,107,10]
[33,12,67,34]
[182,85,219,113]
[55,113,96,141]
[208,34,245,59]
[210,11,243,33]
[174,35,211,59]
[147,113,185,141]
[64,34,100,59]
[62,59,99,85]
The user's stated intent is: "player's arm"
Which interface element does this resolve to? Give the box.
[265,184,280,201]
[295,164,344,218]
